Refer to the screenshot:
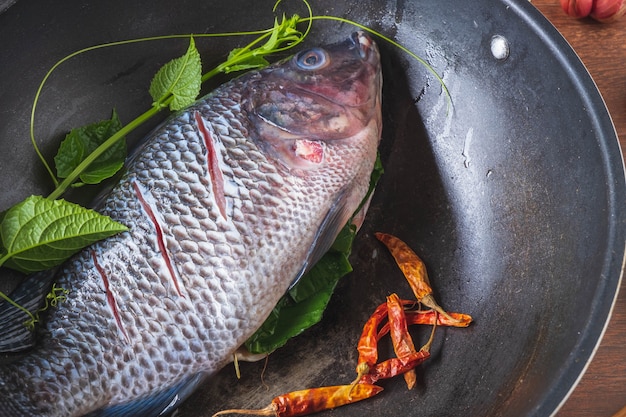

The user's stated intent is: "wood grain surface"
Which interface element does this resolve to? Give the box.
[532,2,626,417]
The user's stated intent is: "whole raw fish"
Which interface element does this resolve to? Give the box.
[0,31,382,416]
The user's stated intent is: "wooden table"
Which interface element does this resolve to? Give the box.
[531,2,626,416]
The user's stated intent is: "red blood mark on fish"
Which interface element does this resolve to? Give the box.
[194,111,227,220]
[91,249,130,343]
[132,180,185,297]
[294,139,325,164]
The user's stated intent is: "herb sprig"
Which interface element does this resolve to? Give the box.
[0,2,448,348]
[2,12,310,276]
[0,9,311,322]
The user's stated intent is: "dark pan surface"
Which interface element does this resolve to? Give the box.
[1,1,624,416]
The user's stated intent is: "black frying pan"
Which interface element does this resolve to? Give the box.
[1,1,624,416]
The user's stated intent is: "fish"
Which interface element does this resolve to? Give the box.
[0,31,382,417]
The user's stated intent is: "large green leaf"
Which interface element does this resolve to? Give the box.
[54,110,126,186]
[0,196,128,274]
[149,37,202,111]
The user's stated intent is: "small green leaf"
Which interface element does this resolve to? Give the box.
[149,37,202,111]
[330,223,357,254]
[223,48,270,74]
[0,196,128,274]
[54,110,126,185]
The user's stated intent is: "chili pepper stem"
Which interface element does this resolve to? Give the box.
[420,294,462,323]
[212,405,276,417]
[420,313,438,353]
[349,362,371,398]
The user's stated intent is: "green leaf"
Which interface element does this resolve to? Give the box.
[223,48,270,74]
[54,110,126,185]
[0,196,128,274]
[330,223,357,254]
[149,37,202,111]
[245,285,337,355]
[289,235,354,303]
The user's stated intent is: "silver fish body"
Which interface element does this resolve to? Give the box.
[0,32,382,416]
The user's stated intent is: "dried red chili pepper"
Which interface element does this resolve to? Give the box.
[354,297,472,386]
[375,233,432,297]
[358,349,431,385]
[386,293,418,389]
[377,311,472,342]
[375,232,458,322]
[387,294,417,359]
[356,302,388,370]
[377,299,472,336]
[211,383,384,417]
[405,310,472,327]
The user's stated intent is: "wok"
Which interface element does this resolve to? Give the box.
[0,0,624,416]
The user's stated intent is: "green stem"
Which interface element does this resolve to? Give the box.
[0,290,36,323]
[201,31,274,82]
[30,35,199,188]
[38,5,313,200]
[47,102,165,200]
[46,22,307,198]
[29,29,275,190]
[300,15,452,108]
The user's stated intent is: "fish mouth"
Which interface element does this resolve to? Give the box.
[351,31,378,63]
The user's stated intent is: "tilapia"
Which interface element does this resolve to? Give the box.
[0,31,382,416]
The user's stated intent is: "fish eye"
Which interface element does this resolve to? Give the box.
[294,48,329,70]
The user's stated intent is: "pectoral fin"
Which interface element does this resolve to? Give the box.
[289,187,355,289]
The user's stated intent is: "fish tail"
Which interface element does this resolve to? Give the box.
[0,271,56,352]
[0,272,57,415]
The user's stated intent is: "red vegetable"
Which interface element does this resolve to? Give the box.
[356,302,388,371]
[211,384,383,417]
[375,232,459,323]
[386,293,419,389]
[560,0,594,17]
[358,349,431,385]
[591,0,626,21]
[560,0,626,21]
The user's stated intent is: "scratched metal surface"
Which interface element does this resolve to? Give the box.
[0,1,624,416]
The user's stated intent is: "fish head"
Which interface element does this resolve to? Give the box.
[240,32,383,283]
[244,31,382,173]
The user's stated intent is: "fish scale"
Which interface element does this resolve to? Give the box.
[0,31,381,416]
